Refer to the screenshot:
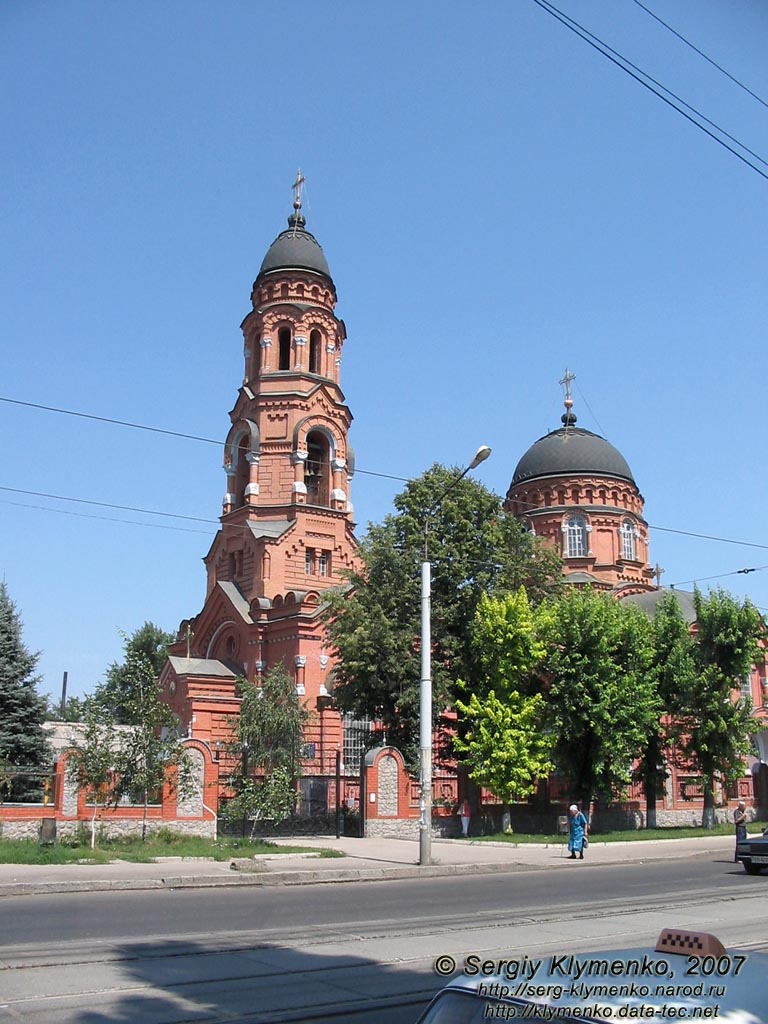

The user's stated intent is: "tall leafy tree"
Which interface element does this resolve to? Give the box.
[676,587,763,828]
[536,588,660,814]
[325,465,562,767]
[94,622,175,724]
[634,594,696,826]
[65,699,123,848]
[455,591,553,825]
[223,664,309,829]
[116,641,194,841]
[0,581,49,768]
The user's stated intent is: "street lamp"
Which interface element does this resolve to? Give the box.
[419,444,491,866]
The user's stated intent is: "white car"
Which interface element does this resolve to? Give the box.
[417,929,768,1023]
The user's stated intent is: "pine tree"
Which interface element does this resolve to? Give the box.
[0,581,50,768]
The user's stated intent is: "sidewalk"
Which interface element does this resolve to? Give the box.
[0,832,741,897]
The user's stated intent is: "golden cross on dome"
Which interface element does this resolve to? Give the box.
[292,168,305,209]
[290,169,306,235]
[559,367,576,403]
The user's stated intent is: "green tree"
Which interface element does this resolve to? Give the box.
[94,622,174,724]
[676,587,763,829]
[65,699,123,848]
[0,581,50,769]
[325,466,562,767]
[46,695,87,723]
[634,594,696,827]
[112,640,194,840]
[455,589,553,826]
[223,664,309,831]
[536,588,660,814]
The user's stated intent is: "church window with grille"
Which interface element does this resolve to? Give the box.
[343,714,373,771]
[565,514,587,558]
[309,329,322,374]
[305,432,329,505]
[620,519,636,560]
[305,548,316,575]
[278,328,291,370]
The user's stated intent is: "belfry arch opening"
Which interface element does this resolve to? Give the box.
[305,430,330,506]
[309,329,322,374]
[278,328,291,370]
[234,436,250,507]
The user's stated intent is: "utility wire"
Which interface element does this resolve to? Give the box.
[0,498,213,535]
[0,395,409,482]
[630,0,768,112]
[3,398,767,554]
[542,0,768,171]
[0,486,217,524]
[0,396,222,446]
[530,0,768,183]
[668,564,768,589]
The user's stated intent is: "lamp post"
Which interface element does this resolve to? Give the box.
[419,444,491,866]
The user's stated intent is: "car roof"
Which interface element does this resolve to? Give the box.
[437,932,768,1024]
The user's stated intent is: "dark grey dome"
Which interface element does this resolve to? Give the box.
[512,424,635,486]
[258,214,332,280]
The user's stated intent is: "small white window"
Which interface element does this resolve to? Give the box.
[620,520,636,561]
[318,551,329,577]
[305,548,315,575]
[566,515,587,558]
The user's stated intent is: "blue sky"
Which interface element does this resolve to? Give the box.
[2,1,767,703]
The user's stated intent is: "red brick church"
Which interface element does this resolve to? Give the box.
[158,186,767,827]
[159,182,358,780]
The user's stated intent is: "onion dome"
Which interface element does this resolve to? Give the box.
[257,178,332,281]
[511,371,635,486]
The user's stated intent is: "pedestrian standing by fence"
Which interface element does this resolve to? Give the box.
[734,800,747,862]
[458,798,471,837]
[568,803,588,860]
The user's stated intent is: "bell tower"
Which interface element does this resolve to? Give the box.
[161,177,357,768]
[213,174,357,606]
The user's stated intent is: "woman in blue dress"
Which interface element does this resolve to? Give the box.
[568,803,588,860]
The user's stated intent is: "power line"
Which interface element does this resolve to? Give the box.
[0,395,409,483]
[0,486,217,524]
[649,525,768,552]
[0,498,213,535]
[0,396,222,446]
[629,0,768,112]
[668,564,768,589]
[530,0,768,183]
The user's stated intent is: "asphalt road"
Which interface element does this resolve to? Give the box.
[1,855,765,1024]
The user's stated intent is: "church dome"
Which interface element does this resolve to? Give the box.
[511,417,635,486]
[258,213,332,281]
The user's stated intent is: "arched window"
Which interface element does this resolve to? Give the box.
[620,519,636,560]
[305,430,330,505]
[309,329,322,374]
[565,514,587,558]
[278,328,291,370]
[234,437,249,507]
[281,283,289,299]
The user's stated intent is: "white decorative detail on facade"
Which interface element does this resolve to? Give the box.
[292,481,307,494]
[292,450,308,464]
[246,453,260,466]
[331,489,346,502]
[295,336,307,347]
[295,683,306,695]
[224,492,236,505]
[332,457,346,471]
[244,483,259,497]
[294,656,307,668]
[260,338,271,348]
